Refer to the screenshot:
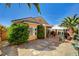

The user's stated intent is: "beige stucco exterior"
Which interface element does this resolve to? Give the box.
[12,17,52,41]
[26,23,51,41]
[27,23,38,41]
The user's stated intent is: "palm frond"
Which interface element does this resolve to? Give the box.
[27,3,31,8]
[67,17,72,23]
[5,3,41,13]
[33,3,41,14]
[5,3,11,8]
[73,14,78,20]
[61,14,79,33]
[73,17,79,23]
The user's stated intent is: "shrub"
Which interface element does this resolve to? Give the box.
[8,23,29,45]
[37,24,45,39]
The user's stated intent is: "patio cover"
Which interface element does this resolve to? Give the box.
[51,25,67,30]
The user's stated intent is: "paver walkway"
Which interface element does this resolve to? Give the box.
[0,38,78,56]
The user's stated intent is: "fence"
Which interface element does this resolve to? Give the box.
[0,25,7,41]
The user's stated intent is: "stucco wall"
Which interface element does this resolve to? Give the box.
[12,22,48,41]
[28,23,49,41]
[28,23,38,41]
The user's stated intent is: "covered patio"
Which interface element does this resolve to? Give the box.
[49,25,67,42]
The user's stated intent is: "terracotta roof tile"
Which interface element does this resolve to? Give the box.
[12,17,49,25]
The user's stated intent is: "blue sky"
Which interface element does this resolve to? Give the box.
[0,3,79,26]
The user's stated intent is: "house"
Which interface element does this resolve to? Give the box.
[12,17,52,41]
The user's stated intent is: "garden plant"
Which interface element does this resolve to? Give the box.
[8,23,29,45]
[37,24,45,39]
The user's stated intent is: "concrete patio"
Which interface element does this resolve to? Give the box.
[0,38,78,56]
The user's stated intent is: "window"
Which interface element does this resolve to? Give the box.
[35,28,37,35]
[33,28,37,35]
[29,27,33,35]
[29,27,37,35]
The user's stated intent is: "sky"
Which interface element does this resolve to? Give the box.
[0,3,79,26]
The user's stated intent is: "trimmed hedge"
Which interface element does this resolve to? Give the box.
[37,25,45,39]
[8,23,29,45]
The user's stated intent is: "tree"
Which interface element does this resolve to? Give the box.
[5,3,41,14]
[61,14,79,33]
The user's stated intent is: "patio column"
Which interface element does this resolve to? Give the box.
[44,26,46,39]
[43,24,46,39]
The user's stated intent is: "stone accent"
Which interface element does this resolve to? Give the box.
[35,45,44,50]
[0,39,78,56]
[48,45,56,50]
[32,50,40,55]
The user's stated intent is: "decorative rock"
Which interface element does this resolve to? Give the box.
[43,47,51,51]
[29,49,34,51]
[56,43,78,56]
[32,50,40,55]
[43,41,49,45]
[35,45,44,50]
[51,43,56,46]
[48,46,56,50]
[2,41,9,47]
[18,48,28,56]
[39,43,48,47]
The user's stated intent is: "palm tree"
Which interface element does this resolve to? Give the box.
[61,14,79,33]
[5,3,41,13]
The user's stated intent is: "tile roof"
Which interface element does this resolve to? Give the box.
[12,17,49,25]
